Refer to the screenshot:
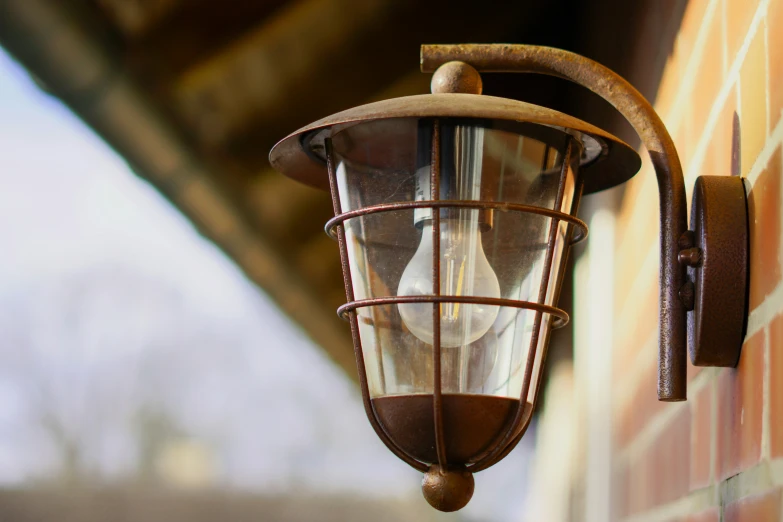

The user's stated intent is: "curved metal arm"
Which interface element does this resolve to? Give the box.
[421,44,688,401]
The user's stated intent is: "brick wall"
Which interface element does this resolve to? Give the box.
[600,0,783,520]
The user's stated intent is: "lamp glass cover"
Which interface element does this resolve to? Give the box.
[331,118,579,418]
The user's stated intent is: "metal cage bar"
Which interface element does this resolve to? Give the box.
[326,200,588,245]
[337,296,569,329]
[470,138,576,472]
[325,138,428,472]
[430,119,448,470]
[476,162,588,469]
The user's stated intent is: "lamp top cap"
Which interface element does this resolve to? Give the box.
[269,93,641,194]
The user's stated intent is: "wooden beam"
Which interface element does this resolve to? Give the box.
[169,0,409,147]
[185,0,537,173]
[122,0,291,80]
[93,0,186,36]
[246,170,333,241]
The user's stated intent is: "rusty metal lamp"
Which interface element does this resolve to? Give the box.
[269,44,749,512]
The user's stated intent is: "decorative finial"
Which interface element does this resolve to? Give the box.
[421,465,475,512]
[430,61,483,94]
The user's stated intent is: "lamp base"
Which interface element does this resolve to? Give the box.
[685,176,749,367]
[371,393,522,464]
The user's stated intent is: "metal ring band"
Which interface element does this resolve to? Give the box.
[337,295,570,329]
[324,200,588,244]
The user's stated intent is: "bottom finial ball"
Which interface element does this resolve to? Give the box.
[421,465,475,512]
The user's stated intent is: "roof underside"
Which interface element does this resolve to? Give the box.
[0,0,686,381]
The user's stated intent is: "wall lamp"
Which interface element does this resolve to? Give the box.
[269,44,749,512]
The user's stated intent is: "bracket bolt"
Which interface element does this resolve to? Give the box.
[678,247,702,267]
[679,280,696,311]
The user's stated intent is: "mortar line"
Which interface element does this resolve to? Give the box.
[762,325,771,459]
[620,485,716,522]
[622,459,783,522]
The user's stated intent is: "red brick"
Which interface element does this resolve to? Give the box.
[684,507,720,522]
[675,0,710,70]
[726,0,761,62]
[691,381,713,490]
[632,407,691,514]
[771,0,783,130]
[725,489,782,521]
[656,54,681,118]
[613,176,658,317]
[614,465,630,519]
[615,268,658,369]
[617,215,657,284]
[656,406,692,506]
[688,365,705,384]
[619,357,666,449]
[625,289,658,355]
[739,26,768,176]
[772,314,783,457]
[716,329,765,480]
[676,97,694,172]
[688,360,705,383]
[615,407,631,450]
[647,440,664,512]
[701,89,737,178]
[748,147,782,309]
[687,14,725,160]
[628,450,651,515]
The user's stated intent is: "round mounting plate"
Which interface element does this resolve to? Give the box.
[688,176,749,367]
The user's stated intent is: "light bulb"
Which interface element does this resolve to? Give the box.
[397,215,501,347]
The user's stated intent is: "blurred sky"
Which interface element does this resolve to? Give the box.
[0,47,416,493]
[0,48,534,521]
